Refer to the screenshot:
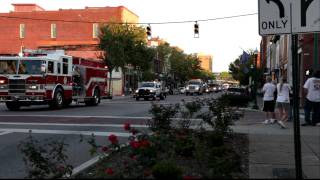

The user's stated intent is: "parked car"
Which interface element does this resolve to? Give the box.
[226,87,248,96]
[185,79,205,96]
[223,87,250,107]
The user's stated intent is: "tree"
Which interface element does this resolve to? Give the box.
[199,70,216,81]
[220,71,232,81]
[168,49,204,85]
[99,23,153,95]
[229,50,262,86]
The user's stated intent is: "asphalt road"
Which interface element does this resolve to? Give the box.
[0,93,221,178]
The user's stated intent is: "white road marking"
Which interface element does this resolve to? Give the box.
[70,156,100,177]
[0,115,151,119]
[0,128,131,137]
[69,143,129,177]
[0,131,12,136]
[0,122,148,128]
[0,115,203,121]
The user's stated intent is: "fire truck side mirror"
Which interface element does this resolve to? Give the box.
[41,63,46,74]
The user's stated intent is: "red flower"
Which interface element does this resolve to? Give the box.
[140,140,150,148]
[101,146,108,152]
[123,123,131,131]
[56,165,65,172]
[183,176,201,179]
[129,140,140,149]
[105,167,114,175]
[130,154,137,160]
[131,129,138,135]
[108,134,118,144]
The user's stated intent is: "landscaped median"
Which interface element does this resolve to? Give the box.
[74,97,249,179]
[18,96,249,179]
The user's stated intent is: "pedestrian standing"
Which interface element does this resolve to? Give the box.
[302,70,320,126]
[262,77,277,124]
[275,78,291,128]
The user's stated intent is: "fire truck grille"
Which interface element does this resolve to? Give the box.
[8,79,26,94]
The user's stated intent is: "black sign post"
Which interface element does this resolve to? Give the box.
[291,33,303,179]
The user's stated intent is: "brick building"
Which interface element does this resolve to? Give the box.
[0,3,139,96]
[197,53,213,72]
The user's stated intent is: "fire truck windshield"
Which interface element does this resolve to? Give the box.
[18,60,43,75]
[0,60,18,74]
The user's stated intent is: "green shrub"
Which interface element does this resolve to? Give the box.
[18,132,73,179]
[174,133,195,157]
[148,103,179,133]
[152,160,183,179]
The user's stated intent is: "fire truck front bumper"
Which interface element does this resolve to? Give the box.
[0,95,45,102]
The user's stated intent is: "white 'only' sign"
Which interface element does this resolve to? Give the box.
[259,0,320,35]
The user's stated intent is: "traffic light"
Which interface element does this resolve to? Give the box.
[146,25,151,38]
[194,22,199,38]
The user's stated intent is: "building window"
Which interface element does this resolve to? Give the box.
[20,24,25,38]
[51,24,57,38]
[93,23,99,38]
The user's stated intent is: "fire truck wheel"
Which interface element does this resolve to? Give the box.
[5,102,20,111]
[50,89,64,109]
[85,89,100,106]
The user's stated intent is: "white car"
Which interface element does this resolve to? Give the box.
[134,81,166,101]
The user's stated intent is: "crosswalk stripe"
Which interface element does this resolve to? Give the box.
[0,131,12,136]
[0,128,131,137]
[0,115,151,119]
[0,115,203,121]
[0,122,147,128]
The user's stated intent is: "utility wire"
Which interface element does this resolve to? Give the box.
[0,12,258,25]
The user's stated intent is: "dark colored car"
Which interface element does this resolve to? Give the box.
[226,87,249,96]
[224,87,250,107]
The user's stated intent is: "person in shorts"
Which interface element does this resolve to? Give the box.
[262,76,276,124]
[302,70,320,126]
[275,78,291,128]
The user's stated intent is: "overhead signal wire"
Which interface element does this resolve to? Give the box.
[0,12,258,25]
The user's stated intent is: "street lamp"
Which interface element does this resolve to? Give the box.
[251,51,259,110]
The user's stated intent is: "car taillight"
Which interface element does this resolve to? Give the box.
[0,80,5,84]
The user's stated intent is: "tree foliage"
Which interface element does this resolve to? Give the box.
[228,50,262,86]
[99,23,153,72]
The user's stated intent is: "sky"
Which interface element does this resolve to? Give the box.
[0,0,262,72]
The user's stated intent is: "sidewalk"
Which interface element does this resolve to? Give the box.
[232,109,320,179]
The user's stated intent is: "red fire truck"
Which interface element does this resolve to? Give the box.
[0,49,109,110]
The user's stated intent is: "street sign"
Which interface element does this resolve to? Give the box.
[258,0,320,178]
[259,0,320,35]
[259,0,292,35]
[292,0,320,33]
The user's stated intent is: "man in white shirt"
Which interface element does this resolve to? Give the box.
[302,70,320,126]
[262,77,276,124]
